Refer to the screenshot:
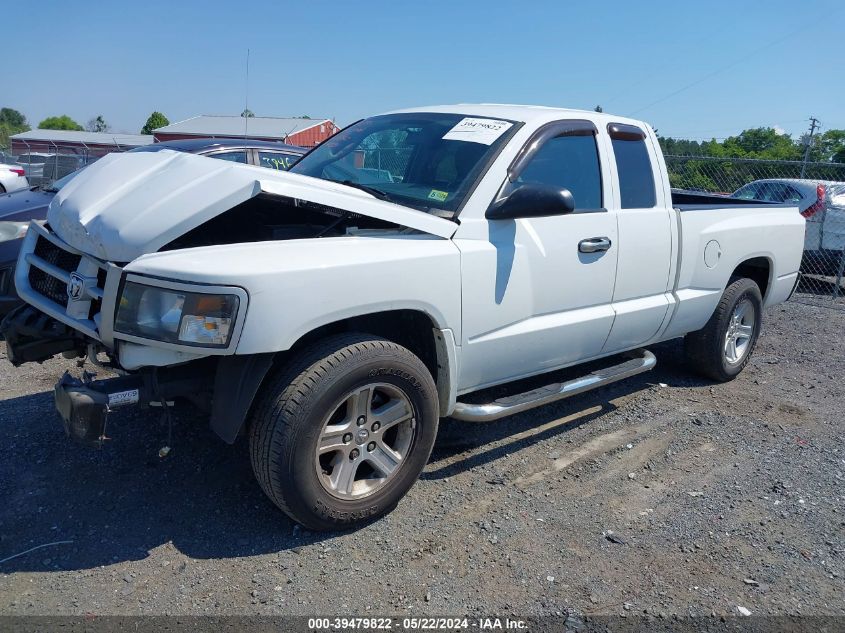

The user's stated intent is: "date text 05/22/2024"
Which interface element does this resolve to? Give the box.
[307,617,529,631]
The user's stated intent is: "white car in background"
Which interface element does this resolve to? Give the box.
[732,178,845,274]
[0,164,29,193]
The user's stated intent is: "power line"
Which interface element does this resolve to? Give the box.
[628,10,838,117]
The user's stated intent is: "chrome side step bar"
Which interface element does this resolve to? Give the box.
[450,349,656,422]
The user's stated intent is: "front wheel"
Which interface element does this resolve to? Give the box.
[684,277,763,382]
[249,334,439,530]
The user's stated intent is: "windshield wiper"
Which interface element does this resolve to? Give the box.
[337,180,391,201]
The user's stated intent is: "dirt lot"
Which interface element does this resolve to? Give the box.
[0,299,842,619]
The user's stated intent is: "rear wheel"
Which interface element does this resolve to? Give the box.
[249,334,439,530]
[685,277,763,382]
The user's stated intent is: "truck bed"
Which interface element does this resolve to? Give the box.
[671,189,785,210]
[659,197,804,344]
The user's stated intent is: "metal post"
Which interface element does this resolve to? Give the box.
[50,141,59,183]
[800,117,819,179]
[834,249,845,299]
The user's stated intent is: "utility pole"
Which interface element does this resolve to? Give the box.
[244,48,250,139]
[800,116,820,178]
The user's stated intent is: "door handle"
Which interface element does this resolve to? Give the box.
[579,237,612,253]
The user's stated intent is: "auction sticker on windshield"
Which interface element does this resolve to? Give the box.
[442,117,513,145]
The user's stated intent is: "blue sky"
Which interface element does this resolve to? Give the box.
[5,0,842,140]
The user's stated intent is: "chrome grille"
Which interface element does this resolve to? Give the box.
[18,224,110,341]
[34,235,81,272]
[28,236,83,308]
[28,265,69,306]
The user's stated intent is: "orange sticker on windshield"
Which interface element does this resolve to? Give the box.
[428,189,448,202]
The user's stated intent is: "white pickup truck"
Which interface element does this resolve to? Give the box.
[1,105,804,530]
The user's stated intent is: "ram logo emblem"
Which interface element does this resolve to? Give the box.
[67,273,86,301]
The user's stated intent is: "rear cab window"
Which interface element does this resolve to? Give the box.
[608,123,656,209]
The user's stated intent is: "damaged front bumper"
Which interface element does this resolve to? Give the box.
[1,304,88,365]
[55,371,145,445]
[3,304,267,447]
[53,365,211,447]
[2,306,212,445]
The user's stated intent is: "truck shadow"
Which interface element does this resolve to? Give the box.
[0,391,334,573]
[0,339,708,573]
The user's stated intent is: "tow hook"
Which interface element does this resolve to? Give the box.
[54,371,144,446]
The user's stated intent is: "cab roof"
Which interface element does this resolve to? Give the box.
[386,103,653,131]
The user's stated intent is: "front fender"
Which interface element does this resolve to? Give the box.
[126,235,463,355]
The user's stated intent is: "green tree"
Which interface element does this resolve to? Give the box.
[658,136,704,156]
[809,129,845,163]
[141,111,169,135]
[38,115,84,131]
[662,126,845,193]
[0,107,28,129]
[241,109,255,118]
[716,127,802,161]
[0,107,30,149]
[86,115,110,133]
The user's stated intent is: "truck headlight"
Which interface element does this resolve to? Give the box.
[115,281,240,348]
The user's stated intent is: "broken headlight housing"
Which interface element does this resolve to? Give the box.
[114,281,240,348]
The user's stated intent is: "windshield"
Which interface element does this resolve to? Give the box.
[290,112,518,214]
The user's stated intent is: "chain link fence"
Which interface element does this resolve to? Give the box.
[1,140,132,188]
[357,147,413,182]
[4,138,844,305]
[665,155,845,307]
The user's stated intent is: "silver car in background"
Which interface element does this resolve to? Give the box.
[732,178,845,276]
[13,152,52,184]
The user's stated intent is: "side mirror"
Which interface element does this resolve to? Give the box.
[486,183,575,220]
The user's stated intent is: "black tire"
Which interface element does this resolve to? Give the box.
[684,277,763,382]
[249,333,439,531]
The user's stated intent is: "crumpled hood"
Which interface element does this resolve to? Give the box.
[47,150,456,262]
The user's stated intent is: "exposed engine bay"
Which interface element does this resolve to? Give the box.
[162,193,413,251]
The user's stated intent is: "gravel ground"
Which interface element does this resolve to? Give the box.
[0,299,842,619]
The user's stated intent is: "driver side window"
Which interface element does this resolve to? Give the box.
[517,134,603,210]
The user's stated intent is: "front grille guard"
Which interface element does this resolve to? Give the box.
[14,222,121,346]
